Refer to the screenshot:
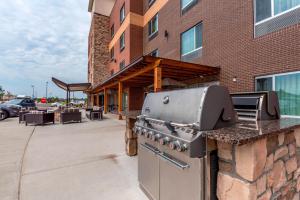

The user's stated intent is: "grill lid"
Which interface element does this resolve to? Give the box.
[141,85,236,131]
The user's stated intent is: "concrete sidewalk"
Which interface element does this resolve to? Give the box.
[0,116,147,200]
[0,118,35,200]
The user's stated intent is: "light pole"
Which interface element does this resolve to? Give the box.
[31,85,35,99]
[46,81,48,101]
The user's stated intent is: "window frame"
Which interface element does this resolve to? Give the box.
[111,24,115,38]
[180,22,203,57]
[110,47,114,60]
[149,49,159,57]
[181,0,198,13]
[149,0,156,7]
[255,70,300,118]
[255,0,300,25]
[120,4,125,24]
[119,60,126,70]
[148,14,159,39]
[120,32,125,52]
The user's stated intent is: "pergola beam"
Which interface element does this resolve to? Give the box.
[120,59,161,82]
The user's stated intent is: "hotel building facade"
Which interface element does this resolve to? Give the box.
[87,0,300,119]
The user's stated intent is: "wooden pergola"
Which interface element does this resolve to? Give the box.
[90,56,220,118]
[52,77,91,106]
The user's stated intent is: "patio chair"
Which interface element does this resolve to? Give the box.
[86,106,103,120]
[61,108,82,124]
[25,111,55,126]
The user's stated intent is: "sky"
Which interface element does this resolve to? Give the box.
[0,0,90,98]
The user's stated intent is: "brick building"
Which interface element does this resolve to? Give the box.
[87,0,300,118]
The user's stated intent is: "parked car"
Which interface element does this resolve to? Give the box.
[70,100,85,107]
[0,98,36,120]
[51,102,62,107]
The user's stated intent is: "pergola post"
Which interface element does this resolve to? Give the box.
[104,88,108,114]
[118,82,123,120]
[90,94,94,107]
[96,94,99,106]
[154,66,162,92]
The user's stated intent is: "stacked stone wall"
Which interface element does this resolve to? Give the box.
[217,129,300,200]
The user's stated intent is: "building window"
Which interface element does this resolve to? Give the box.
[255,0,300,23]
[149,49,159,57]
[181,0,197,12]
[148,14,158,39]
[110,47,114,60]
[120,32,125,51]
[120,4,125,24]
[149,0,156,6]
[181,23,202,56]
[256,71,300,117]
[111,25,114,38]
[119,60,125,70]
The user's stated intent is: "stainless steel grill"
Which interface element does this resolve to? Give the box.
[134,85,236,200]
[231,91,280,121]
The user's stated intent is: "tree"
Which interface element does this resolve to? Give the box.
[0,86,5,100]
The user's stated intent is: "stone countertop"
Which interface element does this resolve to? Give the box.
[121,110,141,119]
[203,118,300,145]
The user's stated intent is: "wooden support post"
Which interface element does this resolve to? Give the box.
[96,94,99,106]
[104,88,108,114]
[90,94,94,107]
[118,82,123,120]
[154,67,162,92]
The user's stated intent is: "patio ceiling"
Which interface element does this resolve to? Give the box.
[91,56,220,93]
[88,0,116,16]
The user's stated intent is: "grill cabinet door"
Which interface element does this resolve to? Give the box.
[138,144,159,200]
[159,153,204,200]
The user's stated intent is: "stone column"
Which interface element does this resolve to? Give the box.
[217,129,300,200]
[125,117,137,156]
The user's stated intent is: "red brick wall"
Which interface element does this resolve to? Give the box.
[108,0,143,75]
[88,13,110,87]
[143,0,300,92]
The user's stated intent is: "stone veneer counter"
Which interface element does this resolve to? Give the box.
[205,118,300,200]
[203,118,300,145]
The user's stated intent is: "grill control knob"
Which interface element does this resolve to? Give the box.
[136,127,142,135]
[142,129,148,136]
[169,141,178,150]
[159,137,170,145]
[169,140,187,152]
[176,143,188,152]
[145,131,154,138]
[151,134,162,141]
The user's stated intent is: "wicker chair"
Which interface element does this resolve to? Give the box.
[61,108,81,124]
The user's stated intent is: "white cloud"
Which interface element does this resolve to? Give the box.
[0,0,90,98]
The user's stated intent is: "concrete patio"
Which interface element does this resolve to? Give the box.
[0,115,148,200]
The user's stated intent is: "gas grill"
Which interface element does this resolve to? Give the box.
[133,85,236,200]
[231,91,280,121]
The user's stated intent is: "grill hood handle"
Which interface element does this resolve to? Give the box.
[267,91,280,118]
[199,86,236,130]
